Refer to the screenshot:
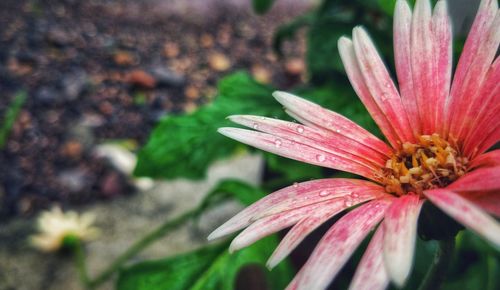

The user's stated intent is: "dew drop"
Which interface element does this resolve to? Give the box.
[335,129,341,133]
[381,93,389,101]
[384,82,391,88]
[292,182,299,188]
[351,192,359,198]
[274,139,282,148]
[344,197,353,207]
[296,125,304,134]
[252,123,259,130]
[319,190,329,197]
[316,154,326,162]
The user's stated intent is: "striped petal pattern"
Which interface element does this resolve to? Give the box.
[290,199,392,290]
[348,226,389,290]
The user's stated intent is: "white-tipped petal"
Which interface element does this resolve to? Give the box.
[383,195,423,287]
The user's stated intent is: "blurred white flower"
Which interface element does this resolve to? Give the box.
[31,207,100,252]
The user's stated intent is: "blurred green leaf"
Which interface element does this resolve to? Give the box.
[134,72,279,179]
[306,0,393,84]
[0,91,27,149]
[252,0,276,14]
[116,236,294,290]
[377,0,397,16]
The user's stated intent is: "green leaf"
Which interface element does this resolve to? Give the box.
[0,91,27,149]
[116,236,294,290]
[134,72,279,179]
[252,0,276,14]
[306,0,393,84]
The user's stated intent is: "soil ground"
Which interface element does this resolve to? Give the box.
[0,0,310,219]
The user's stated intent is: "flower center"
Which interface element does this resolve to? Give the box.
[383,134,468,196]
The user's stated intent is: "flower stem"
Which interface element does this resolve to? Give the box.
[87,207,202,289]
[418,237,455,290]
[74,240,91,288]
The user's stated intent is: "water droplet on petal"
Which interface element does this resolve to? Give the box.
[319,190,329,197]
[344,197,353,207]
[316,154,326,162]
[351,192,359,198]
[274,139,282,148]
[385,82,391,88]
[296,125,304,134]
[335,129,341,133]
[252,123,259,129]
[292,182,299,188]
[381,93,389,101]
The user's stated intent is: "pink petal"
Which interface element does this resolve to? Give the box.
[352,27,416,145]
[394,0,420,136]
[462,58,500,157]
[229,201,325,252]
[475,121,500,156]
[424,189,500,247]
[447,166,500,192]
[292,199,392,290]
[348,226,389,290]
[338,36,401,149]
[272,91,393,157]
[411,0,437,134]
[461,191,500,217]
[446,0,499,139]
[383,195,423,287]
[218,127,382,181]
[228,115,387,169]
[266,191,384,268]
[432,0,452,135]
[469,150,500,169]
[464,104,500,158]
[207,179,383,240]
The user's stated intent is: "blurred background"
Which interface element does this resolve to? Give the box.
[1,0,497,290]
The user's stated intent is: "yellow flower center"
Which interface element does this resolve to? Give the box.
[383,134,468,196]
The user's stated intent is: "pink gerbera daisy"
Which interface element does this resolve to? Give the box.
[208,0,500,289]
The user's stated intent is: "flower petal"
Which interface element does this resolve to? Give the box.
[383,195,423,287]
[411,0,437,134]
[338,36,401,149]
[348,226,389,290]
[352,27,416,145]
[447,166,500,192]
[272,91,393,157]
[469,150,500,169]
[462,58,500,156]
[292,199,392,290]
[207,179,382,240]
[432,0,452,135]
[394,0,420,136]
[446,0,499,139]
[228,115,387,169]
[218,127,381,181]
[266,191,384,268]
[461,191,500,218]
[229,201,325,252]
[424,189,500,247]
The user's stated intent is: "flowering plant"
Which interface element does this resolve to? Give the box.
[210,0,500,289]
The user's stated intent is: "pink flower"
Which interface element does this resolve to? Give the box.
[209,0,500,289]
